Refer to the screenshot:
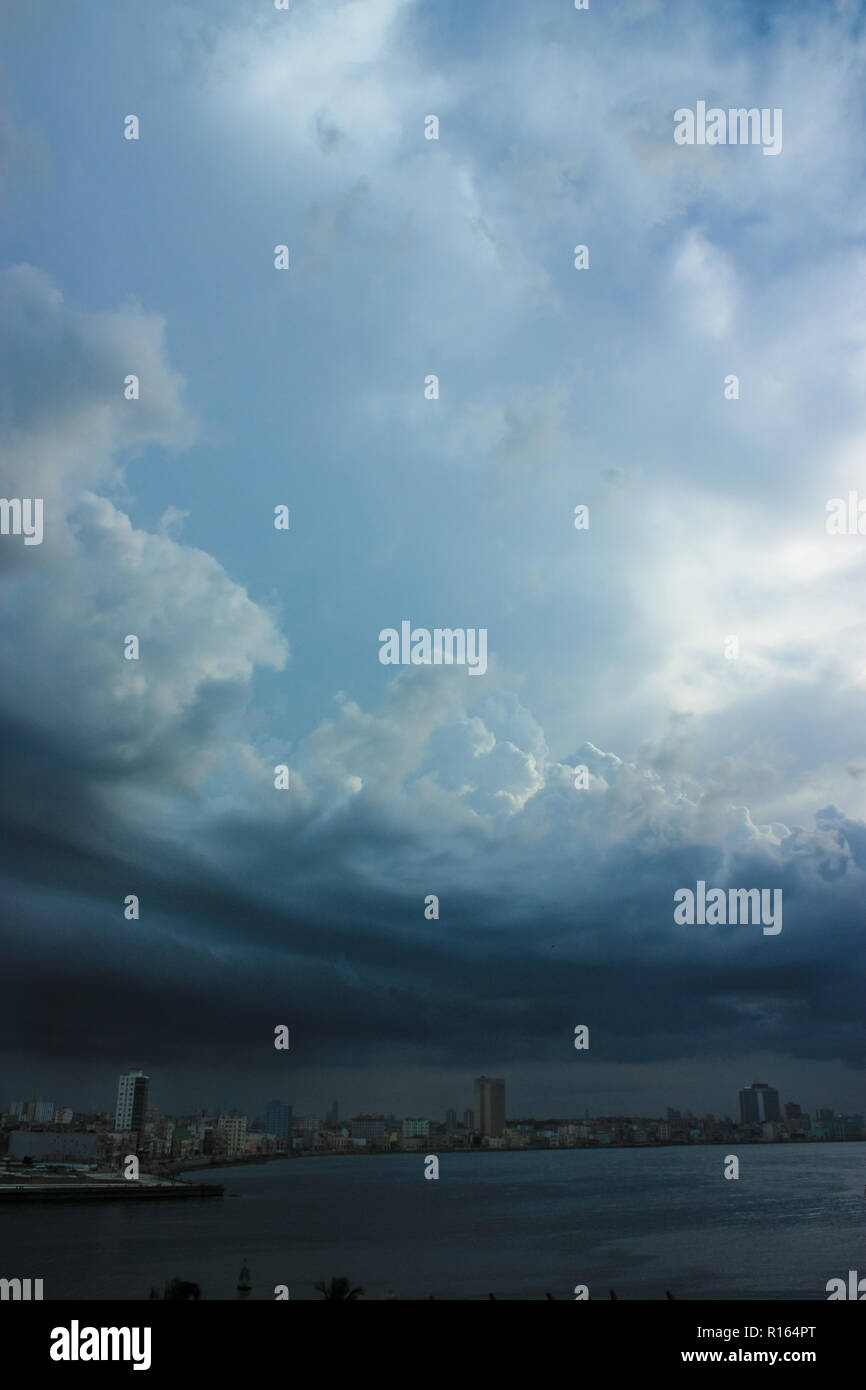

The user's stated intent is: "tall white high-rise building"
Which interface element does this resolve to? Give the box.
[115,1070,150,1132]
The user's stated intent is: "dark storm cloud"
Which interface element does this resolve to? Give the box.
[3,682,865,1088]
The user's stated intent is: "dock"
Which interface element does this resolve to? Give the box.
[0,1176,224,1203]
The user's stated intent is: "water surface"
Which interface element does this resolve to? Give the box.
[3,1145,864,1300]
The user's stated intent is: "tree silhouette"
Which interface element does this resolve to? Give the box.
[314,1276,365,1300]
[148,1277,201,1300]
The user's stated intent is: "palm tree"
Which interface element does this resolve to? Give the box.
[314,1276,365,1300]
[165,1278,201,1301]
[149,1277,201,1300]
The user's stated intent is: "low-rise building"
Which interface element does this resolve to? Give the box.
[350,1114,385,1142]
[401,1117,430,1139]
[8,1130,99,1163]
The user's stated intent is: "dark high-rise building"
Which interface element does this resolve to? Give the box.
[326,1098,339,1127]
[463,1108,474,1131]
[739,1082,781,1125]
[266,1100,293,1142]
[445,1108,458,1132]
[473,1076,506,1138]
[784,1101,810,1132]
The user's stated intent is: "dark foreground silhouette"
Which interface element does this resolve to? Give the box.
[145,1274,676,1300]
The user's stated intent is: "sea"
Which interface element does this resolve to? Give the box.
[3,1144,865,1300]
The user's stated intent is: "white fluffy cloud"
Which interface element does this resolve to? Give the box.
[0,266,287,781]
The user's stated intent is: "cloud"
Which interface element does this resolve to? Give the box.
[3,0,866,1113]
[157,505,190,538]
[0,265,194,506]
[0,267,287,785]
[670,230,738,338]
[3,628,866,1088]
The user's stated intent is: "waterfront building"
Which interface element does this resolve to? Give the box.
[115,1071,149,1133]
[738,1082,781,1125]
[402,1117,431,1138]
[8,1130,98,1162]
[784,1102,810,1133]
[761,1121,784,1141]
[810,1113,864,1141]
[350,1114,385,1141]
[217,1112,248,1156]
[265,1100,293,1144]
[473,1077,506,1138]
[294,1115,322,1136]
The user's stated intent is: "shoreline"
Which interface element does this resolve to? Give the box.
[155,1133,864,1177]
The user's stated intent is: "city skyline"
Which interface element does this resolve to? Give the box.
[6,1062,862,1174]
[5,1071,860,1131]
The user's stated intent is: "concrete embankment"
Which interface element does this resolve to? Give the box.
[0,1180,223,1203]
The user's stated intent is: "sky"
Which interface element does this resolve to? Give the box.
[1,0,866,1123]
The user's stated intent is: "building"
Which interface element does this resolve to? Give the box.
[445,1108,458,1132]
[326,1099,339,1127]
[217,1113,248,1156]
[503,1127,531,1148]
[291,1118,322,1152]
[350,1114,385,1142]
[402,1117,430,1139]
[8,1130,99,1163]
[738,1082,780,1125]
[473,1077,506,1138]
[294,1115,322,1135]
[739,1086,759,1123]
[172,1126,197,1159]
[463,1109,474,1131]
[811,1113,864,1141]
[265,1100,293,1144]
[784,1102,810,1134]
[245,1131,280,1155]
[115,1071,150,1132]
[8,1098,54,1122]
